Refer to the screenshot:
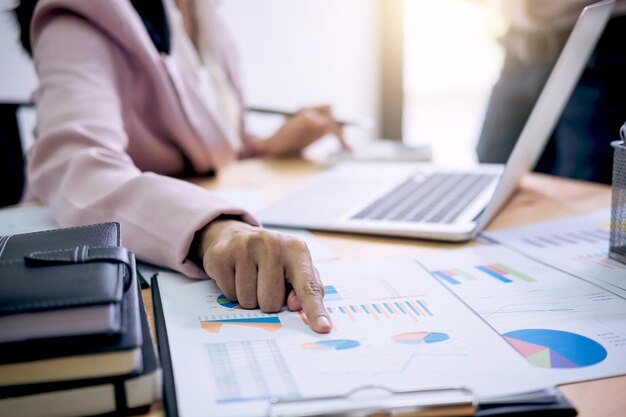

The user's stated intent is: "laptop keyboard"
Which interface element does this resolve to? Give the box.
[351,173,497,224]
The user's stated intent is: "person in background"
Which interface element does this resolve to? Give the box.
[15,0,347,333]
[477,0,626,184]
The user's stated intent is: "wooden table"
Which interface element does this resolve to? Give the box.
[141,158,626,417]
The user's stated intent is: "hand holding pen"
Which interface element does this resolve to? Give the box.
[248,105,372,157]
[248,106,375,129]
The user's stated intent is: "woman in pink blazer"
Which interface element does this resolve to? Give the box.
[19,0,341,333]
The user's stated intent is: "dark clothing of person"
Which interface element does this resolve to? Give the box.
[477,16,626,184]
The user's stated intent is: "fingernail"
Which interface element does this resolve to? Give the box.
[316,316,331,329]
[288,292,301,311]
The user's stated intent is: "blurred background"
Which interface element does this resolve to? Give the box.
[0,0,506,165]
[404,0,505,166]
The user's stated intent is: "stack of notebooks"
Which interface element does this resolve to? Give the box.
[0,223,162,417]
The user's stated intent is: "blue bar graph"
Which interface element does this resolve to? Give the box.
[432,271,461,285]
[406,302,420,316]
[415,300,433,316]
[476,265,513,283]
[394,302,407,314]
[325,299,434,321]
[324,285,342,301]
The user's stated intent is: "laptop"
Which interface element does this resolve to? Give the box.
[257,1,615,242]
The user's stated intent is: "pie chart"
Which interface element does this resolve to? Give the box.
[392,332,450,345]
[503,329,607,369]
[217,295,240,309]
[301,340,360,351]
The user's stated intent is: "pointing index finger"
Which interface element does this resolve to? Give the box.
[284,246,332,334]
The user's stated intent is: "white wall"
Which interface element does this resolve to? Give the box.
[403,0,504,166]
[0,0,38,102]
[219,1,379,128]
[0,1,381,145]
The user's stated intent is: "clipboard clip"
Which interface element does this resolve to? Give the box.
[268,386,476,417]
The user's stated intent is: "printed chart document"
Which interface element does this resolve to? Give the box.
[156,258,549,417]
[416,244,626,387]
[483,209,626,297]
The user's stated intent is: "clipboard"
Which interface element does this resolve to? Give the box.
[268,388,577,417]
[152,274,179,417]
[151,275,577,417]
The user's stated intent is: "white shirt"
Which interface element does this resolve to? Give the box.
[164,0,243,151]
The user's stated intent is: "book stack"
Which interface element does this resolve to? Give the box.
[0,223,161,417]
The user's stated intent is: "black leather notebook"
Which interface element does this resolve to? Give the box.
[0,279,161,416]
[0,223,143,386]
[0,262,142,386]
[0,223,133,343]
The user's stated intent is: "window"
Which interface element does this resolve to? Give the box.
[403,0,505,166]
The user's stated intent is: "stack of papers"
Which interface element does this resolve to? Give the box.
[153,209,626,416]
[155,258,553,417]
[416,244,626,387]
[484,209,626,297]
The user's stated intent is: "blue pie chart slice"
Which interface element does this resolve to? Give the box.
[503,329,607,369]
[217,295,240,309]
[392,332,450,345]
[301,340,360,351]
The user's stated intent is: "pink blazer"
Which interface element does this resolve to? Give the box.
[27,0,259,278]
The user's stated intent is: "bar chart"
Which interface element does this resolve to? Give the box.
[431,269,477,285]
[432,263,536,285]
[200,315,282,333]
[475,263,536,283]
[484,210,626,294]
[520,227,609,249]
[324,299,433,322]
[323,285,343,301]
[573,252,626,270]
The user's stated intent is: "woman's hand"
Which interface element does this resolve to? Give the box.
[196,219,333,333]
[254,105,349,157]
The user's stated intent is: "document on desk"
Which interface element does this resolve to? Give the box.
[483,209,626,297]
[155,257,549,417]
[415,244,626,387]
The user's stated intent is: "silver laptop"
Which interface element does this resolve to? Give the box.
[258,1,614,242]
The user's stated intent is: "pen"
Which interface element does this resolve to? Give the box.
[247,106,375,130]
